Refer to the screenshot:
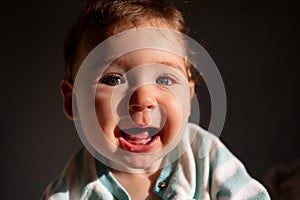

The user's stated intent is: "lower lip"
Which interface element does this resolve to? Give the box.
[119,134,160,153]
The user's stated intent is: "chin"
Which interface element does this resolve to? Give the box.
[111,151,164,172]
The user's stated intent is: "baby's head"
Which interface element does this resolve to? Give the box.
[61,0,199,171]
[64,0,191,82]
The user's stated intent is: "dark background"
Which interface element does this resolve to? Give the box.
[1,0,299,199]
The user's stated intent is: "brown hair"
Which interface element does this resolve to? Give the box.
[63,0,200,83]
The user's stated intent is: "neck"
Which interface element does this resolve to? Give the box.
[107,156,165,173]
[110,167,162,179]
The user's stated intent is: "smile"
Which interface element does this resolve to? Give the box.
[118,127,160,152]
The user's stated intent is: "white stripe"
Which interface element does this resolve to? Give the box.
[231,179,266,199]
[210,157,244,198]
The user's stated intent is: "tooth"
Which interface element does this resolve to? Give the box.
[125,136,152,145]
[124,131,150,140]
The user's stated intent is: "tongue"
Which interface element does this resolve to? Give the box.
[123,131,150,140]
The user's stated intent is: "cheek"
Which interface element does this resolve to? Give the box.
[159,93,183,144]
[95,92,116,133]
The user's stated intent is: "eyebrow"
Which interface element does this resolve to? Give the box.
[111,58,187,76]
[155,61,187,76]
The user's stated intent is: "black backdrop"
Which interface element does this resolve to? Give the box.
[1,0,299,199]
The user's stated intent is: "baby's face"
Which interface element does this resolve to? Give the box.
[95,49,194,155]
[70,26,196,170]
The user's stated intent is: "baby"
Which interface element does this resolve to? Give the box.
[43,0,270,199]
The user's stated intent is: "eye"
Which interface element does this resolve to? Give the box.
[155,75,176,86]
[100,74,125,86]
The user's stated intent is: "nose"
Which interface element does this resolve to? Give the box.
[129,86,157,112]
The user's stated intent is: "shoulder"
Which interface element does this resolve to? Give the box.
[184,123,225,160]
[41,148,113,200]
[185,123,271,199]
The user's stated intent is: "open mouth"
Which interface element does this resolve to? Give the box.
[118,127,160,152]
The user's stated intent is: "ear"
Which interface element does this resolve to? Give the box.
[60,80,77,120]
[189,80,195,100]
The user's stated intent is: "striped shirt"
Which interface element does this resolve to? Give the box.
[42,123,270,200]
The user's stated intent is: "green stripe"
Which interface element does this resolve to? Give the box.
[210,147,234,169]
[216,168,251,198]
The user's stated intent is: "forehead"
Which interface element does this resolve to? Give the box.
[110,49,186,73]
[74,23,188,79]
